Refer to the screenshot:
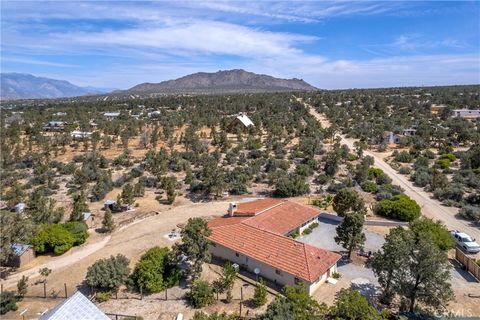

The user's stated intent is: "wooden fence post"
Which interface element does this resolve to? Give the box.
[165,288,167,301]
[64,283,67,298]
[140,286,143,300]
[43,282,47,298]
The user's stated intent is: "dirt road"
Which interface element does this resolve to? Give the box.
[304,100,479,239]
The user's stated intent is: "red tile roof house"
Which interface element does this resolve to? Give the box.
[207,199,341,295]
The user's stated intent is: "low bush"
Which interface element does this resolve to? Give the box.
[458,206,480,223]
[188,280,215,308]
[374,194,421,221]
[394,151,414,163]
[0,291,18,315]
[31,224,75,255]
[95,291,112,302]
[436,159,451,170]
[361,181,377,193]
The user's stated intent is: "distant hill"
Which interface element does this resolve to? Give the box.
[126,69,317,94]
[0,73,106,100]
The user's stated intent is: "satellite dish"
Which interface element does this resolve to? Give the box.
[254,268,260,275]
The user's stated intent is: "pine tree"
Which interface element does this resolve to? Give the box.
[334,212,366,260]
[102,208,114,232]
[16,276,29,299]
[70,191,88,221]
[253,278,268,307]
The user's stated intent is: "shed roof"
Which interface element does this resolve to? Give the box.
[40,291,109,320]
[11,243,31,256]
[236,114,254,127]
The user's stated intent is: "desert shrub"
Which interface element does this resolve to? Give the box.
[361,181,377,193]
[399,166,411,175]
[188,280,215,308]
[458,206,480,223]
[411,168,432,187]
[433,184,464,202]
[436,159,451,170]
[440,153,456,161]
[423,149,436,159]
[374,194,421,221]
[295,164,314,177]
[368,167,384,179]
[315,173,329,185]
[30,224,75,255]
[394,151,414,163]
[86,254,130,290]
[302,228,312,235]
[95,291,112,302]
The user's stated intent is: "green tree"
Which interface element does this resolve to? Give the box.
[188,280,215,308]
[335,213,366,260]
[70,191,88,221]
[372,228,453,313]
[121,183,135,207]
[274,175,310,197]
[0,210,34,264]
[173,218,212,281]
[86,254,130,291]
[0,291,18,315]
[220,262,237,303]
[30,224,75,255]
[16,276,29,299]
[332,188,366,217]
[193,312,236,320]
[253,278,268,307]
[5,182,25,209]
[131,246,180,293]
[102,207,114,232]
[260,284,328,320]
[373,194,421,221]
[409,217,454,251]
[330,288,387,320]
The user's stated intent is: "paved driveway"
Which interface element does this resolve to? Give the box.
[298,218,385,253]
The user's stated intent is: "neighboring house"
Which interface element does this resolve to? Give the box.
[452,109,480,119]
[40,291,109,320]
[148,111,161,118]
[103,112,120,120]
[208,199,341,295]
[5,243,35,268]
[43,121,67,131]
[4,113,23,127]
[227,113,254,133]
[383,128,416,145]
[53,111,67,116]
[71,130,93,140]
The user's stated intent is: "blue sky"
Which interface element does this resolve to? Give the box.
[1,1,479,89]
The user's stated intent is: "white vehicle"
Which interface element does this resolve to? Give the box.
[450,230,480,254]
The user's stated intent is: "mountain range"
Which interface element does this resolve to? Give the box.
[1,69,317,100]
[0,73,108,100]
[125,69,317,94]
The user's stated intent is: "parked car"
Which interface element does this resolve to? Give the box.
[450,230,480,254]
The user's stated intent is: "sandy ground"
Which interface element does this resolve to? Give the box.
[303,99,480,240]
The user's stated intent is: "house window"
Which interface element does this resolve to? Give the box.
[235,252,239,257]
[294,277,301,285]
[275,269,282,275]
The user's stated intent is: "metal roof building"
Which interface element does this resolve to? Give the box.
[40,291,109,320]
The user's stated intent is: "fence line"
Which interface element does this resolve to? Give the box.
[455,248,480,281]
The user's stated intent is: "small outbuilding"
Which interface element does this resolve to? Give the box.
[103,112,120,120]
[82,212,94,228]
[104,200,116,211]
[43,121,67,131]
[5,243,35,268]
[13,202,26,214]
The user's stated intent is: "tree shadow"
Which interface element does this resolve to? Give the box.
[449,258,479,283]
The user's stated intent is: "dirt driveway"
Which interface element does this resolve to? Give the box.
[302,99,479,240]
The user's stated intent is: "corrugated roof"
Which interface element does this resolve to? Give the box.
[40,291,109,320]
[11,243,31,256]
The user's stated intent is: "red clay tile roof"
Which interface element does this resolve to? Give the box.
[234,198,285,216]
[209,223,340,282]
[208,199,341,282]
[242,201,320,235]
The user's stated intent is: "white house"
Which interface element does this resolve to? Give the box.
[452,109,480,119]
[227,113,254,132]
[103,112,120,120]
[208,199,340,295]
[71,130,92,139]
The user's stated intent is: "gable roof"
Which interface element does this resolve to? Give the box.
[40,291,109,320]
[209,223,340,282]
[236,114,254,127]
[208,199,341,282]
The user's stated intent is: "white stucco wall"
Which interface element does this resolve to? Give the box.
[210,242,334,295]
